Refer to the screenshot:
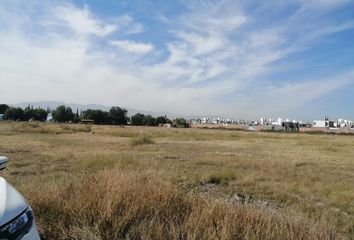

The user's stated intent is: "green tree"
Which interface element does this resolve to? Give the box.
[52,105,75,122]
[71,108,81,123]
[83,109,111,124]
[174,118,189,128]
[35,108,48,121]
[131,113,145,126]
[109,106,128,125]
[0,104,9,114]
[155,116,171,125]
[4,107,25,121]
[24,107,48,121]
[72,115,81,123]
[143,115,157,126]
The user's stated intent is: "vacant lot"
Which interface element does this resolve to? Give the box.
[0,122,353,239]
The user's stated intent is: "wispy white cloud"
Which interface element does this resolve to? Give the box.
[110,40,154,54]
[0,0,353,119]
[53,4,117,37]
[115,14,145,35]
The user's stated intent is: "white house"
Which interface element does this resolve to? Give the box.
[201,117,209,124]
[313,117,336,128]
[338,119,353,128]
[312,120,326,128]
[272,118,284,126]
[260,117,268,125]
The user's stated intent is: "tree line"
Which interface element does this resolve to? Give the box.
[0,104,48,121]
[0,104,189,127]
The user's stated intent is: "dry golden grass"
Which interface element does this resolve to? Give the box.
[28,170,336,240]
[129,136,155,146]
[0,122,353,239]
[0,121,91,135]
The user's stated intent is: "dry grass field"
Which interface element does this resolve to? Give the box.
[0,121,353,239]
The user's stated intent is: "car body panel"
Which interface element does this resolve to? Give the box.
[0,156,7,170]
[21,221,41,240]
[0,177,28,226]
[0,155,41,239]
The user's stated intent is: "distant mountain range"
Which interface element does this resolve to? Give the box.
[12,101,191,119]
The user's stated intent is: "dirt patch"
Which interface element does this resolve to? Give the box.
[194,182,284,213]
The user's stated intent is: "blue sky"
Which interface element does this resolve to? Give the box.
[0,0,353,120]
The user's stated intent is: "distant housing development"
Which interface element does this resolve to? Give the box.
[0,105,353,134]
[313,116,353,129]
[190,116,354,133]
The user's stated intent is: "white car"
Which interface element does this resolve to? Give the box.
[0,156,40,240]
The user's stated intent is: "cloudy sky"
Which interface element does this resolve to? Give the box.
[0,0,353,119]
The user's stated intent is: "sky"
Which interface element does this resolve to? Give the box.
[0,0,353,120]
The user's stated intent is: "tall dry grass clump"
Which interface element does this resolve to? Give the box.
[129,136,155,146]
[28,170,338,240]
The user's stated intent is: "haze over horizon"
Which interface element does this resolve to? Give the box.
[1,0,354,120]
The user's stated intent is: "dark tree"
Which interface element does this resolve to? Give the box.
[109,106,128,125]
[155,116,171,125]
[3,107,25,121]
[143,115,157,126]
[34,108,48,121]
[131,113,145,126]
[174,118,189,128]
[24,107,48,121]
[83,109,111,124]
[126,116,131,123]
[0,104,9,114]
[71,108,81,123]
[52,105,75,122]
[24,107,34,121]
